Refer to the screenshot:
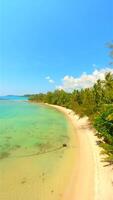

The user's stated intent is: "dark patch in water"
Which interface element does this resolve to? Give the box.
[4,143,11,147]
[21,178,27,184]
[34,142,53,152]
[5,136,12,140]
[62,143,67,147]
[10,144,21,151]
[34,142,39,147]
[0,151,10,159]
[14,144,21,149]
[21,180,26,184]
[42,172,45,176]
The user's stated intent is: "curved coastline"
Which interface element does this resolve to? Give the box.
[46,104,113,200]
[0,100,112,200]
[0,101,78,200]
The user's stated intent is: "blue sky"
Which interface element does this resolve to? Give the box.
[0,0,112,95]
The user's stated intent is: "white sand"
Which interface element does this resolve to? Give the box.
[48,104,113,200]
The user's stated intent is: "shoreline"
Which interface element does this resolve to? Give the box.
[0,101,78,200]
[46,104,113,200]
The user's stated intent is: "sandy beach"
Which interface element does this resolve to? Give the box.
[48,104,113,200]
[0,102,113,200]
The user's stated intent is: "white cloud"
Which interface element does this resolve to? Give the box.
[49,79,55,83]
[57,68,113,91]
[45,76,55,84]
[45,76,51,80]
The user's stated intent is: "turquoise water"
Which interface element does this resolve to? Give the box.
[0,100,70,160]
[0,100,76,200]
[0,95,28,101]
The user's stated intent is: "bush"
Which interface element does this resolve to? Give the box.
[94,106,113,164]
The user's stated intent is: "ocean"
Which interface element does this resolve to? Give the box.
[0,98,76,200]
[0,95,28,101]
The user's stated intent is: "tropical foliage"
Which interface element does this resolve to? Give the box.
[29,72,113,164]
[29,43,113,164]
[94,106,113,164]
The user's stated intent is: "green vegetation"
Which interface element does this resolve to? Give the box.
[94,105,113,164]
[29,43,113,165]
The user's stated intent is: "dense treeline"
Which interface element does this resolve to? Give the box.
[29,43,113,164]
[29,72,113,164]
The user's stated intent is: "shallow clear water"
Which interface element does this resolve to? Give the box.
[0,100,76,200]
[0,100,70,160]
